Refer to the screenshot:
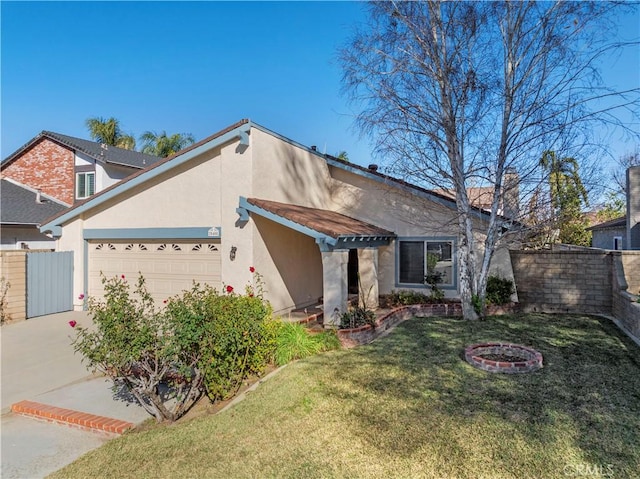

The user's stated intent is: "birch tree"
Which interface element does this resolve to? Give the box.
[341,1,639,319]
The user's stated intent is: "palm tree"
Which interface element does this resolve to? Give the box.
[85,117,136,150]
[139,131,196,158]
[539,150,590,245]
[539,150,588,211]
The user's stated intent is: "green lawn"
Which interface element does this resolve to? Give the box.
[50,314,640,479]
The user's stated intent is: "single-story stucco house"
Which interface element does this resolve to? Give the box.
[40,120,516,326]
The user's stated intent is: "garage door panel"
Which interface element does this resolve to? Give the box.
[88,241,221,303]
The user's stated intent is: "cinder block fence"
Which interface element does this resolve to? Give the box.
[510,247,640,343]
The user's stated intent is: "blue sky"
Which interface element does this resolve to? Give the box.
[2,1,638,170]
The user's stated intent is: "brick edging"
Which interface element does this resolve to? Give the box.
[11,400,134,435]
[336,302,519,347]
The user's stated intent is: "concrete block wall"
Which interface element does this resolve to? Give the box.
[510,249,640,344]
[612,252,640,340]
[621,252,640,294]
[0,251,27,322]
[2,138,75,205]
[510,250,612,314]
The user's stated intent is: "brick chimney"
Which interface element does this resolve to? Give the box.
[627,166,640,249]
[503,167,520,220]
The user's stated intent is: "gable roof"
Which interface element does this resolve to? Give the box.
[1,179,68,226]
[2,131,162,169]
[587,216,627,231]
[39,119,500,235]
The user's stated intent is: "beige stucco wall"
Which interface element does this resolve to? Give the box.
[251,128,332,209]
[81,149,223,229]
[325,164,516,296]
[252,215,323,315]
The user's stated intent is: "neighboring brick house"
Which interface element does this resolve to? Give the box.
[1,131,162,249]
[589,166,640,250]
[1,131,161,206]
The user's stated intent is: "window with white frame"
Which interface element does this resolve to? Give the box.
[76,172,95,199]
[398,238,455,287]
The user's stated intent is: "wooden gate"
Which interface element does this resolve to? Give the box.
[26,251,73,318]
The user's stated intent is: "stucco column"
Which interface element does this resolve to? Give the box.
[321,249,349,327]
[358,248,379,310]
[628,167,640,249]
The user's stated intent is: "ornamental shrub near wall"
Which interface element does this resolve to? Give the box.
[196,287,276,401]
[73,275,204,422]
[486,276,515,306]
[72,269,277,422]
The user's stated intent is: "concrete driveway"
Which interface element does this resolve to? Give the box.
[1,311,149,478]
[1,311,93,413]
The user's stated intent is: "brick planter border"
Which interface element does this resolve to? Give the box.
[333,302,519,348]
[336,303,466,347]
[464,343,543,374]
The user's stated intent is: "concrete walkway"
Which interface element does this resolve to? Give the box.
[1,312,150,478]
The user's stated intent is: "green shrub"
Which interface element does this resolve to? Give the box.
[387,290,430,306]
[197,289,276,402]
[340,306,376,329]
[73,274,204,422]
[274,322,340,366]
[72,268,276,421]
[485,276,515,305]
[383,289,449,307]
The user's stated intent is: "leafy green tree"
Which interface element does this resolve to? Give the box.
[539,150,590,246]
[596,192,626,223]
[139,131,195,158]
[85,117,136,150]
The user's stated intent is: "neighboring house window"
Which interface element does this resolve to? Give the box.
[397,238,456,288]
[614,236,623,250]
[76,172,95,199]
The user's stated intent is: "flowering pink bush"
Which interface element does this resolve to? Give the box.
[78,293,85,300]
[69,320,77,328]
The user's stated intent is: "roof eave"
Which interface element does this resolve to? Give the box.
[237,196,338,247]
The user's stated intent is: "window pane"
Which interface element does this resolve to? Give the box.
[399,241,424,284]
[87,173,95,196]
[426,241,453,286]
[77,174,86,198]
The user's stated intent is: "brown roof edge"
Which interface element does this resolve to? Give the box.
[39,119,251,227]
[246,197,395,239]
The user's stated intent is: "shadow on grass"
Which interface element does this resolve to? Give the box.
[317,313,640,474]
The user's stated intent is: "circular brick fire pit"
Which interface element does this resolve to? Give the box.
[464,342,543,374]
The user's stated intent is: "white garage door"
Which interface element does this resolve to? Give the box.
[88,240,221,303]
